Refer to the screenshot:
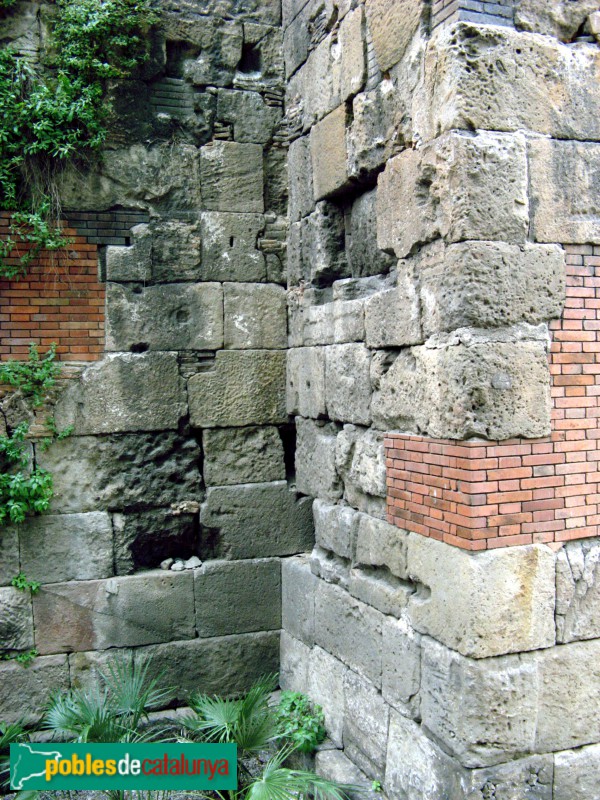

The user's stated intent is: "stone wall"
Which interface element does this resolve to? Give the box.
[0,0,304,721]
[281,0,600,797]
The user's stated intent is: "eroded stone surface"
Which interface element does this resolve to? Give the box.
[0,655,69,725]
[556,538,600,643]
[203,426,285,486]
[0,588,34,651]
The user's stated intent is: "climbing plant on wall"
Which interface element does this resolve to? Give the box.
[0,0,157,278]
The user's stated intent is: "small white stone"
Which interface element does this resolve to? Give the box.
[170,560,185,572]
[184,556,202,569]
[160,558,174,571]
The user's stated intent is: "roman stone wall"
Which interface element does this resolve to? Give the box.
[281,0,600,797]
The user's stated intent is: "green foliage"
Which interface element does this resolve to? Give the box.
[275,691,326,754]
[0,719,29,788]
[0,423,53,525]
[0,648,38,667]
[0,343,60,407]
[40,415,74,451]
[11,572,41,594]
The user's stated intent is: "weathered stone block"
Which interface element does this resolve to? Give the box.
[0,526,19,586]
[33,572,195,654]
[313,499,360,561]
[556,538,600,644]
[0,654,69,725]
[203,426,285,486]
[302,201,348,286]
[314,580,383,686]
[195,559,281,637]
[420,24,600,143]
[217,89,281,143]
[310,545,350,589]
[69,648,133,694]
[365,0,427,72]
[385,711,464,800]
[535,638,600,752]
[347,81,406,180]
[136,631,280,705]
[417,240,566,335]
[336,425,386,516]
[421,637,539,768]
[365,281,422,349]
[349,567,412,619]
[37,430,201,514]
[377,131,529,259]
[343,669,389,777]
[224,283,287,349]
[553,743,600,800]
[465,755,554,800]
[339,7,366,101]
[295,418,343,502]
[347,189,396,278]
[280,630,310,694]
[201,212,267,282]
[282,556,317,646]
[113,510,197,574]
[200,482,314,559]
[382,616,421,719]
[0,587,34,651]
[106,224,151,282]
[106,282,224,352]
[316,750,381,800]
[151,220,202,283]
[371,336,552,440]
[54,353,186,435]
[301,299,366,346]
[182,20,243,87]
[355,515,409,580]
[288,135,314,223]
[325,344,372,426]
[19,513,113,584]
[308,645,347,747]
[311,106,350,200]
[406,535,556,658]
[514,0,599,41]
[287,347,327,418]
[200,141,264,212]
[189,350,287,428]
[529,139,600,245]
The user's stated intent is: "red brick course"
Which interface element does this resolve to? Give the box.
[386,244,600,549]
[0,214,105,362]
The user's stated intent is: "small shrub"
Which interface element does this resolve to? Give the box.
[0,423,53,526]
[0,343,60,408]
[275,691,327,753]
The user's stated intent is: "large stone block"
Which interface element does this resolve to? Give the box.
[365,0,427,72]
[535,638,600,753]
[162,0,281,27]
[419,23,600,143]
[316,750,381,800]
[224,283,287,349]
[371,335,552,440]
[346,189,396,278]
[37,430,201,514]
[301,201,348,286]
[287,347,327,418]
[310,545,350,589]
[311,106,350,200]
[553,743,600,800]
[313,499,360,561]
[19,513,113,584]
[69,648,133,694]
[348,567,412,619]
[203,426,285,486]
[514,0,599,41]
[201,212,267,282]
[0,654,69,725]
[406,535,556,658]
[556,538,600,644]
[464,755,554,800]
[113,510,197,574]
[106,224,152,282]
[299,299,366,346]
[106,282,224,352]
[282,556,317,646]
[200,141,264,212]
[314,580,383,686]
[416,240,566,335]
[421,638,539,768]
[385,711,464,800]
[54,353,186,435]
[280,630,310,694]
[188,350,287,428]
[288,135,314,223]
[343,670,389,777]
[216,89,281,144]
[382,616,421,719]
[0,587,34,651]
[325,344,372,426]
[32,572,195,654]
[0,526,19,586]
[308,645,347,747]
[182,19,243,87]
[136,630,280,705]
[529,139,600,244]
[339,7,366,101]
[195,559,281,637]
[377,131,529,259]
[295,418,343,502]
[336,425,386,516]
[200,482,314,559]
[151,220,202,283]
[364,282,422,349]
[355,515,409,580]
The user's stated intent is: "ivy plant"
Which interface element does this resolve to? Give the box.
[275,691,327,753]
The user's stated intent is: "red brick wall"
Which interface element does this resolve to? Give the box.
[0,215,105,362]
[386,244,600,550]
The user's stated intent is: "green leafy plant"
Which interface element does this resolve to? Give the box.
[275,691,326,754]
[0,423,53,525]
[0,719,29,789]
[0,343,60,407]
[0,648,38,667]
[11,572,41,594]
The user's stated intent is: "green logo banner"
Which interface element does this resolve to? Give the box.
[10,743,238,791]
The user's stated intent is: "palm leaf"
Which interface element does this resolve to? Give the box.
[185,695,242,742]
[245,747,356,800]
